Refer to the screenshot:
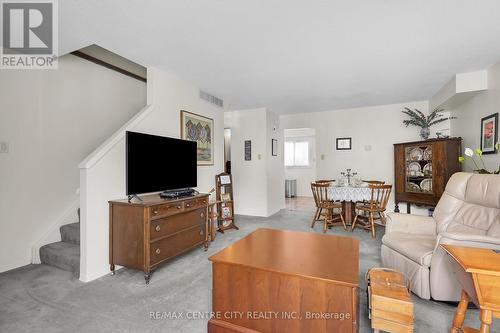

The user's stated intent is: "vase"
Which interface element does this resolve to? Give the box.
[420,127,430,140]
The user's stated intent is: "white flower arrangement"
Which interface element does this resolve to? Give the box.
[459,145,500,174]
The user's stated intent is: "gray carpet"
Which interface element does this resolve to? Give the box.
[0,209,497,332]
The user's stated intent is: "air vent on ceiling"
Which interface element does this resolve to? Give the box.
[199,90,223,108]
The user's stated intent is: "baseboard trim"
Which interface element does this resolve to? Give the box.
[79,265,122,283]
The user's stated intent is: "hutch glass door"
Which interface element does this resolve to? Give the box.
[405,144,433,194]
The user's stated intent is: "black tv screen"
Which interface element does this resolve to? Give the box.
[126,131,197,195]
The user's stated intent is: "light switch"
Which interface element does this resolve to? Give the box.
[258,154,262,160]
[321,154,325,160]
[0,142,9,153]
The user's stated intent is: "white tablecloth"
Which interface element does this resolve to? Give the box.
[328,186,372,202]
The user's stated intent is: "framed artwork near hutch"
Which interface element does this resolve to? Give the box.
[181,110,214,165]
[480,113,498,154]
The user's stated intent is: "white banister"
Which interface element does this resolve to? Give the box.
[78,104,153,169]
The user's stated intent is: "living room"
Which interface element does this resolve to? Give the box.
[1,1,500,332]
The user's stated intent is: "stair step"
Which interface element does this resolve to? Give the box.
[60,222,80,245]
[39,242,79,278]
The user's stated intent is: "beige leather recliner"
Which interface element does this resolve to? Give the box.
[381,172,500,301]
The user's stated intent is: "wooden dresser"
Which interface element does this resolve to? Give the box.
[109,193,209,283]
[394,137,461,213]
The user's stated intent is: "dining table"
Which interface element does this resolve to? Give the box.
[328,183,373,225]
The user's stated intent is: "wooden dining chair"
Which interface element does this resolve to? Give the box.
[362,180,385,185]
[351,184,392,238]
[311,180,333,226]
[310,182,346,232]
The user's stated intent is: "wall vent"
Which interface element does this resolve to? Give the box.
[199,90,223,108]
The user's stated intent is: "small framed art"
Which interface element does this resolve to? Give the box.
[336,137,352,150]
[220,193,231,202]
[272,139,278,156]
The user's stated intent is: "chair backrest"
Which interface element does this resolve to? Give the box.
[317,179,335,184]
[367,184,392,210]
[311,182,332,207]
[433,172,500,237]
[363,180,385,185]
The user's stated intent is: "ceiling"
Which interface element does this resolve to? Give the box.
[60,0,500,114]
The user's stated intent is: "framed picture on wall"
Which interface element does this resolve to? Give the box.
[244,140,251,161]
[181,110,214,165]
[336,137,352,150]
[272,139,278,156]
[480,113,498,154]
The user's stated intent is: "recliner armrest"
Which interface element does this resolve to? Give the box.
[385,213,436,236]
[435,232,500,251]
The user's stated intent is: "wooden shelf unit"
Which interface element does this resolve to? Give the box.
[215,173,238,232]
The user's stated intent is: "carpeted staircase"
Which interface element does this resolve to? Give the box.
[39,222,80,278]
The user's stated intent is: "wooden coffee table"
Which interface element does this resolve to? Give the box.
[208,228,359,333]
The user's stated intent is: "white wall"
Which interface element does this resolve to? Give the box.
[79,67,224,282]
[280,101,442,214]
[0,54,146,273]
[224,108,284,217]
[452,60,500,172]
[224,109,268,216]
[284,128,316,197]
[266,110,285,216]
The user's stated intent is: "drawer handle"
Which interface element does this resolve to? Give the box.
[186,203,191,208]
[155,225,161,232]
[200,212,204,218]
[153,210,159,215]
[155,248,161,255]
[176,205,182,209]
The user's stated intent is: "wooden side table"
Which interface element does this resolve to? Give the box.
[441,245,500,333]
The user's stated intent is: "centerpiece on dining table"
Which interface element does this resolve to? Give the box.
[337,169,366,187]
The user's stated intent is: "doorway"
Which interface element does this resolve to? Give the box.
[224,128,231,174]
[284,128,316,211]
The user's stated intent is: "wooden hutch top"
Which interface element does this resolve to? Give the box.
[393,137,462,146]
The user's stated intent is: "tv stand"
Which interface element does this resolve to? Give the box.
[109,193,210,284]
[159,188,196,199]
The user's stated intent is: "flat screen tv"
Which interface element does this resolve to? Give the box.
[126,131,197,195]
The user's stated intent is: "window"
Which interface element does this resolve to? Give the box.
[285,140,310,167]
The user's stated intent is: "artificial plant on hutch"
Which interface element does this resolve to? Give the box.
[402,107,456,140]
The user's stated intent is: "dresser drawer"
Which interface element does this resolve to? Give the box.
[184,197,208,211]
[150,225,205,266]
[150,202,184,219]
[150,208,206,241]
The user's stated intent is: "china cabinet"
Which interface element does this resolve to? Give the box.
[394,137,461,213]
